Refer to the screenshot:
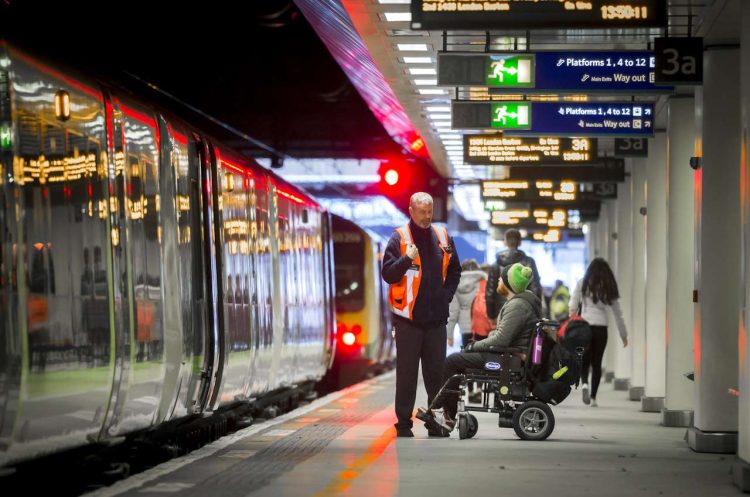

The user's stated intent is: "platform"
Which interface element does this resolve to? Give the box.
[84,372,743,497]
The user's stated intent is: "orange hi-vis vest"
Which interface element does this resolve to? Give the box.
[388,224,451,320]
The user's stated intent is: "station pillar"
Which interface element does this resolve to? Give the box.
[629,158,647,401]
[604,199,619,383]
[689,46,740,454]
[663,97,696,428]
[643,132,668,412]
[734,5,750,488]
[614,169,633,390]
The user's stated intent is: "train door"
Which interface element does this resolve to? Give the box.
[321,212,337,370]
[196,140,224,410]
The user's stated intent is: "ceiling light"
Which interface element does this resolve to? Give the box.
[404,57,433,64]
[397,44,429,51]
[414,79,437,86]
[445,146,463,151]
[442,140,462,146]
[434,122,452,128]
[419,89,446,95]
[429,113,451,120]
[378,0,410,4]
[426,106,450,112]
[383,12,412,22]
[408,67,436,75]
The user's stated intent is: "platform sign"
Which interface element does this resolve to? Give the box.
[654,37,703,84]
[452,101,654,137]
[464,136,596,165]
[614,137,649,156]
[411,0,668,30]
[439,51,672,93]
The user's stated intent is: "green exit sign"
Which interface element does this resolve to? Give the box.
[490,102,531,130]
[485,55,534,87]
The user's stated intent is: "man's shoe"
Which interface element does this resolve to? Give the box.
[582,384,590,405]
[396,427,414,437]
[415,407,430,422]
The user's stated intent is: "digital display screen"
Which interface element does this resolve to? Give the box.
[506,160,625,183]
[438,52,673,93]
[452,101,655,137]
[465,136,596,165]
[411,0,667,30]
[482,180,578,203]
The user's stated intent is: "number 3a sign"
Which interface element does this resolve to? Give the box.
[655,37,703,84]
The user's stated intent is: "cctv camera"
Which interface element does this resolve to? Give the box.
[689,157,701,170]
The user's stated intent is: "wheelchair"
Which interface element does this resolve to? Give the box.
[420,319,563,441]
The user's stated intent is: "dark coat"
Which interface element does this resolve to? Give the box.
[485,249,542,320]
[381,221,461,327]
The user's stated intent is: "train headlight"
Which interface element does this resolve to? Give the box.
[342,331,357,346]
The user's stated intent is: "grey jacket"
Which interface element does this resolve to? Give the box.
[447,270,487,335]
[472,291,541,352]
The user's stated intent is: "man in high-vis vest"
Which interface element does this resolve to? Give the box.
[382,192,461,437]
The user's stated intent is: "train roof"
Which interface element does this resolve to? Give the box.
[1,41,322,211]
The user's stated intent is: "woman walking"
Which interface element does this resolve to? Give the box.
[569,258,628,407]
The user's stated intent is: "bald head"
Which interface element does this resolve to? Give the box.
[409,192,433,228]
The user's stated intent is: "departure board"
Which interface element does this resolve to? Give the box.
[482,180,579,202]
[506,161,625,182]
[465,136,596,165]
[411,0,667,30]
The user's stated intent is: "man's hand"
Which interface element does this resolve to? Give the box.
[622,337,628,348]
[463,341,475,352]
[406,244,418,260]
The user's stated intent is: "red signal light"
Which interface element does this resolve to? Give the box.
[342,331,356,346]
[384,169,399,186]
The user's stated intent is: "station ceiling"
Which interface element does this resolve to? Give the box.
[0,0,407,162]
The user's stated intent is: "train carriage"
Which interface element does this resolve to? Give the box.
[0,43,340,467]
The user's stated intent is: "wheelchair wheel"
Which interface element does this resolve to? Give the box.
[512,401,555,441]
[458,413,479,439]
[467,414,478,439]
[458,414,469,439]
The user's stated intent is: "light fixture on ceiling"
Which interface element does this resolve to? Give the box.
[418,89,446,95]
[403,57,433,64]
[378,0,410,4]
[429,113,451,120]
[426,106,450,112]
[442,140,462,146]
[383,12,412,22]
[408,67,436,75]
[397,43,429,51]
[413,79,438,86]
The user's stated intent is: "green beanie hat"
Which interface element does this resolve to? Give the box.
[502,263,533,294]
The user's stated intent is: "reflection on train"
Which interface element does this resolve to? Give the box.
[0,43,338,469]
[320,216,395,390]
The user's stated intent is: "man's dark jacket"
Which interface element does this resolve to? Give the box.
[485,249,541,320]
[381,221,461,327]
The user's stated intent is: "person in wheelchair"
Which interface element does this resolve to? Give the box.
[418,262,541,433]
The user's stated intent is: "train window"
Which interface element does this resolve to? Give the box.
[332,230,364,313]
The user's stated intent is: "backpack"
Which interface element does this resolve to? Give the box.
[531,314,592,405]
[470,279,494,338]
[552,315,592,387]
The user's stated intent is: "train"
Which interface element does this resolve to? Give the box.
[323,215,395,390]
[0,43,393,472]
